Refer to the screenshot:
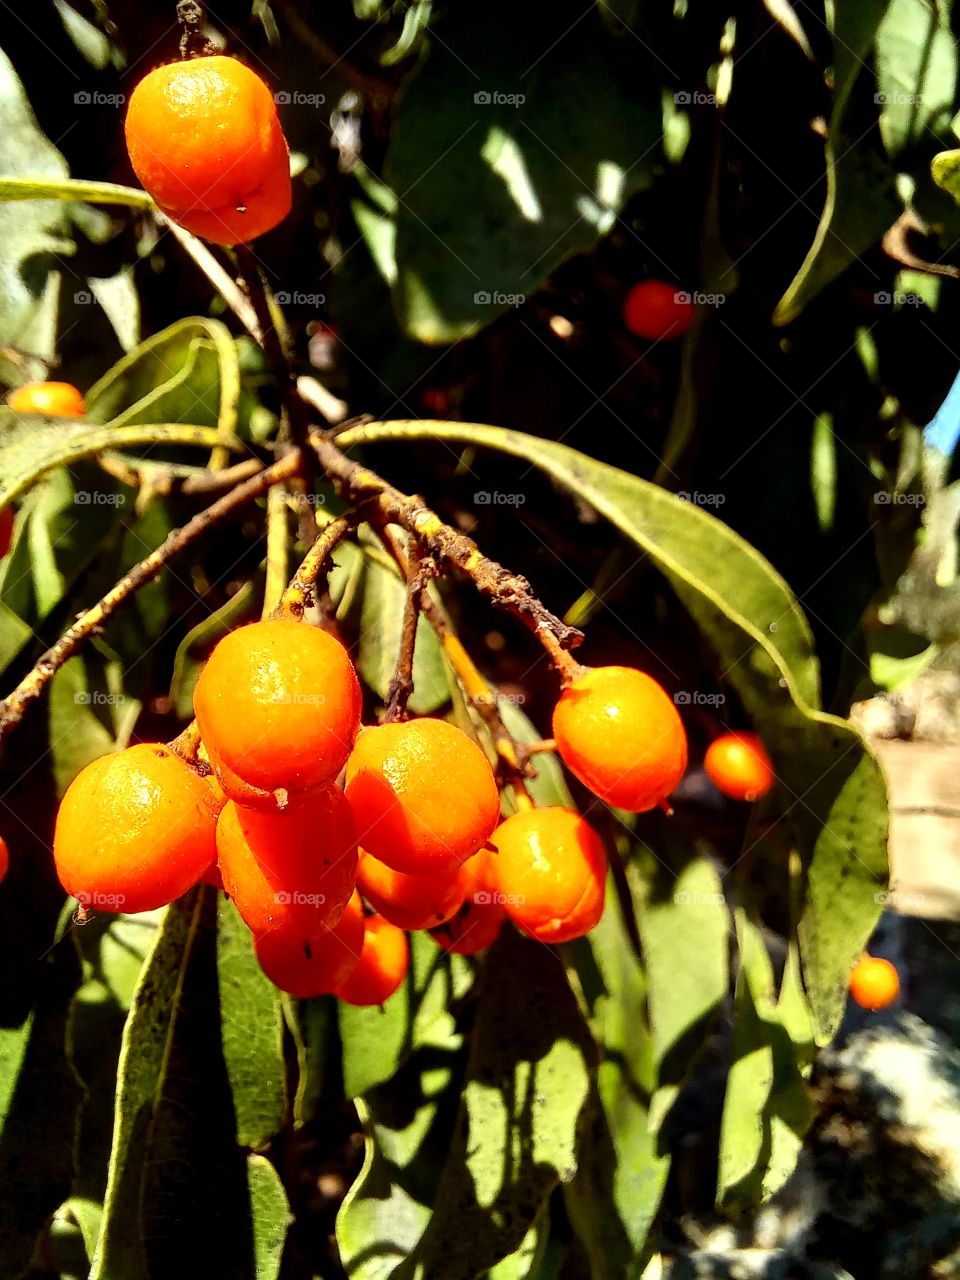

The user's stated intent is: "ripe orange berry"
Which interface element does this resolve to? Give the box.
[0,835,8,883]
[255,890,364,997]
[432,899,505,956]
[125,56,291,246]
[356,850,466,932]
[552,665,688,812]
[53,744,218,914]
[704,732,774,802]
[7,381,86,415]
[344,719,500,875]
[216,788,358,939]
[335,914,409,1007]
[194,618,361,807]
[622,280,694,341]
[849,954,899,1010]
[490,807,606,943]
[458,845,500,902]
[0,507,13,559]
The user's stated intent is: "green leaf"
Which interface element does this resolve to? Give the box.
[91,892,288,1279]
[340,420,889,1043]
[0,175,154,209]
[0,47,73,364]
[564,882,670,1276]
[0,418,238,505]
[383,5,662,341]
[773,1,900,324]
[47,656,138,796]
[394,929,594,1280]
[0,908,83,1275]
[340,931,473,1100]
[217,900,286,1150]
[497,698,573,809]
[875,0,957,158]
[355,549,450,714]
[246,1154,292,1280]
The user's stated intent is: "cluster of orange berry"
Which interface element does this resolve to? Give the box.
[49,616,702,1003]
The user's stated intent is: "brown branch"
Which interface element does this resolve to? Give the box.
[277,515,353,620]
[308,433,584,678]
[384,543,434,723]
[0,449,304,740]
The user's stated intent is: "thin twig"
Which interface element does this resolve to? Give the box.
[0,450,304,740]
[277,515,353,620]
[308,433,584,679]
[384,543,433,722]
[263,483,291,616]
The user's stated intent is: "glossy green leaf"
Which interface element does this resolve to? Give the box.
[0,417,237,506]
[0,47,73,365]
[340,421,889,1043]
[355,549,450,715]
[383,5,662,341]
[564,879,670,1277]
[773,1,899,323]
[91,891,286,1279]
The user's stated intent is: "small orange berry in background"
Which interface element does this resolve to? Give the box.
[849,954,900,1010]
[432,899,505,957]
[124,56,291,246]
[491,806,607,944]
[8,381,86,415]
[0,835,8,883]
[0,506,13,559]
[622,280,694,341]
[552,665,688,812]
[194,618,361,806]
[704,731,774,802]
[53,743,218,914]
[345,719,499,875]
[335,914,409,1007]
[356,850,466,932]
[216,788,358,939]
[255,891,364,997]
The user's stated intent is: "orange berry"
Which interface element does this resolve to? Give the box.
[431,899,505,956]
[335,914,409,1006]
[704,732,774,802]
[490,807,606,944]
[0,507,12,559]
[356,849,466,932]
[124,56,291,246]
[849,954,899,1010]
[458,845,500,902]
[255,890,364,997]
[194,619,361,806]
[7,381,85,415]
[552,665,688,812]
[0,835,8,883]
[200,861,225,891]
[344,719,499,875]
[622,280,694,341]
[53,744,218,914]
[216,788,358,939]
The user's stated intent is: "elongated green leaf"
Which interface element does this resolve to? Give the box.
[217,901,286,1150]
[0,47,73,365]
[0,175,155,208]
[340,421,888,1042]
[564,882,670,1277]
[383,4,662,341]
[355,551,449,714]
[773,1,898,323]
[0,902,83,1275]
[0,419,238,505]
[246,1154,292,1280]
[394,929,594,1280]
[91,892,283,1279]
